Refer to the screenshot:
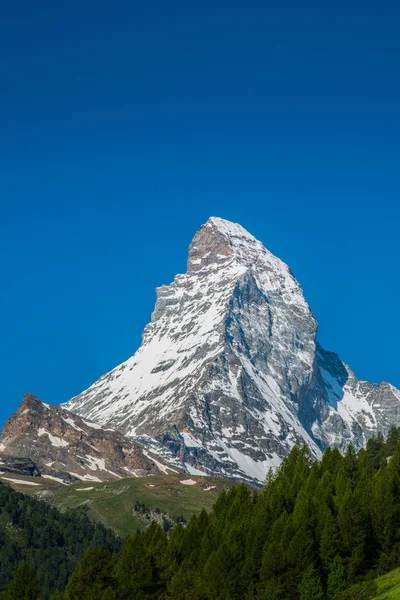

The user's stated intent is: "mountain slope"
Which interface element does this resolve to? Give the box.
[0,394,172,483]
[64,217,400,482]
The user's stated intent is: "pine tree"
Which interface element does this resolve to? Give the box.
[299,567,324,600]
[258,541,286,600]
[6,562,41,600]
[366,433,384,469]
[337,484,367,579]
[384,426,400,457]
[114,526,165,599]
[319,504,341,573]
[64,547,114,600]
[100,590,117,600]
[326,556,346,600]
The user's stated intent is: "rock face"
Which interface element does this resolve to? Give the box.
[63,217,400,482]
[313,345,400,450]
[0,394,171,484]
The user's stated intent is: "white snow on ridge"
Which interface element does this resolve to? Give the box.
[143,450,178,475]
[82,419,103,430]
[1,477,40,486]
[216,437,280,482]
[84,454,106,471]
[38,428,69,448]
[181,432,203,448]
[62,417,87,434]
[69,472,102,482]
[319,366,377,431]
[42,475,67,485]
[319,367,345,405]
[184,463,209,476]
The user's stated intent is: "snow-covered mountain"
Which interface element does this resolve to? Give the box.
[63,217,400,482]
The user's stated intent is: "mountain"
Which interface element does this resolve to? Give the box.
[0,394,173,483]
[63,217,400,482]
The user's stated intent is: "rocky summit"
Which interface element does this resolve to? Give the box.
[0,394,173,484]
[63,217,400,482]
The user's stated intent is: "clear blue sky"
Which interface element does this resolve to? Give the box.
[1,0,399,427]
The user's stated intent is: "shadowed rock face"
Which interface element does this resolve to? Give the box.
[0,394,170,484]
[62,217,400,482]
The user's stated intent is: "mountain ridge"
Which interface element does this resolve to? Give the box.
[60,217,400,482]
[0,393,173,484]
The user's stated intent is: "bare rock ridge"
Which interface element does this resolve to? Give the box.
[59,217,400,483]
[0,394,172,484]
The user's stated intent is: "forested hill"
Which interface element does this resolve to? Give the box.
[0,481,121,599]
[3,428,400,599]
[54,428,400,600]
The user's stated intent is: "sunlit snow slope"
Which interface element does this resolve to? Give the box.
[64,218,400,482]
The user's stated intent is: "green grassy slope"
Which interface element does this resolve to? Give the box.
[343,567,400,600]
[53,474,233,537]
[372,568,400,599]
[0,473,234,537]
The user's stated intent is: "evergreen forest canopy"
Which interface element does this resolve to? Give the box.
[2,428,400,600]
[0,482,121,599]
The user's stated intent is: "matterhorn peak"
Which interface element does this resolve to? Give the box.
[205,216,258,242]
[189,217,270,266]
[63,218,400,482]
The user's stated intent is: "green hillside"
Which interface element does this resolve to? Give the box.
[0,472,235,537]
[344,566,400,599]
[372,568,400,599]
[53,474,234,537]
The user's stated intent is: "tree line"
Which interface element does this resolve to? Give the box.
[0,482,121,598]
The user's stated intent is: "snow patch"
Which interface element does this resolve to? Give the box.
[181,432,203,448]
[143,450,178,474]
[1,477,40,486]
[85,455,106,471]
[184,463,208,476]
[82,419,104,430]
[38,429,69,448]
[62,417,87,434]
[69,472,102,482]
[42,475,67,485]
